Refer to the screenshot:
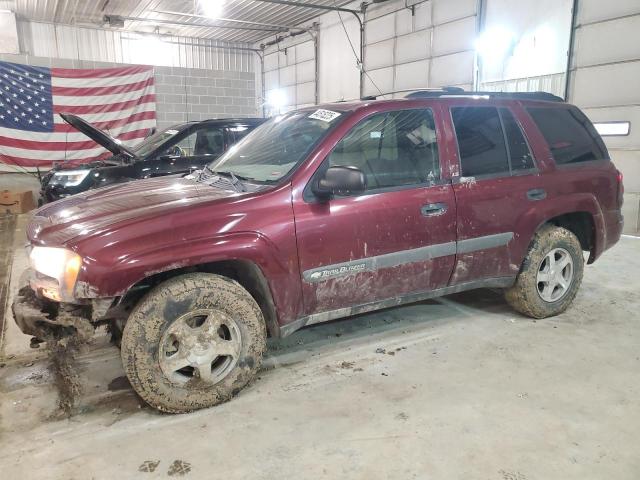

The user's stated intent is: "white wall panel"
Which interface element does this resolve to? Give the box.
[432,0,476,24]
[395,9,414,36]
[414,2,433,30]
[264,52,279,71]
[573,15,640,68]
[296,41,315,62]
[432,16,476,56]
[572,62,640,108]
[430,51,475,86]
[296,60,316,83]
[363,66,394,96]
[0,11,19,54]
[365,39,394,70]
[297,82,316,105]
[396,30,431,64]
[395,59,430,90]
[265,69,279,91]
[578,0,640,24]
[279,64,296,86]
[366,14,396,44]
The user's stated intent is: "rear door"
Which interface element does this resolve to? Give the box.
[293,107,457,315]
[446,103,543,284]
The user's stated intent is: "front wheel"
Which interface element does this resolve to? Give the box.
[121,273,266,413]
[505,225,584,319]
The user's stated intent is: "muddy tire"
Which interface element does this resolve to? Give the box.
[505,225,584,319]
[121,273,266,413]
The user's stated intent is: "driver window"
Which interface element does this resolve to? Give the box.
[327,109,440,191]
[172,131,197,157]
[194,129,225,156]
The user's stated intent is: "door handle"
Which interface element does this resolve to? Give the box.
[527,188,547,201]
[421,202,447,217]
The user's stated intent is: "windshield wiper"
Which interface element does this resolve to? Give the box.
[214,170,247,192]
[197,164,215,181]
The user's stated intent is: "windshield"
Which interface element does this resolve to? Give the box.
[133,125,189,157]
[208,109,345,183]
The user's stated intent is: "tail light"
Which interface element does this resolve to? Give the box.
[616,169,624,206]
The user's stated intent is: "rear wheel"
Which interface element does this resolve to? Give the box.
[121,273,266,413]
[505,225,584,318]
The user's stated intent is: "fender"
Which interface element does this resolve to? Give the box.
[77,230,303,327]
[511,192,604,267]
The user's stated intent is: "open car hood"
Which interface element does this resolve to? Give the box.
[59,113,137,159]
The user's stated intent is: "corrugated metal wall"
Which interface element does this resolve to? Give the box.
[568,0,640,233]
[16,20,256,72]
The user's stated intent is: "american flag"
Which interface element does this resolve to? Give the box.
[0,61,156,169]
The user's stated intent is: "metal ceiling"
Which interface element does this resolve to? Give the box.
[1,0,356,44]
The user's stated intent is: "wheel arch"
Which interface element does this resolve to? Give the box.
[118,258,281,338]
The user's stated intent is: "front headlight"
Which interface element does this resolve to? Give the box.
[29,246,82,301]
[52,169,91,186]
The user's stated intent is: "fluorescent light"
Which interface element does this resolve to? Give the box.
[475,26,516,66]
[594,121,630,136]
[200,0,224,18]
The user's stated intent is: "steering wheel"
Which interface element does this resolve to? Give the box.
[166,145,186,157]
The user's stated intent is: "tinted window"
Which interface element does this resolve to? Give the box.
[193,129,224,156]
[500,108,534,171]
[451,107,509,177]
[527,107,609,164]
[327,109,440,190]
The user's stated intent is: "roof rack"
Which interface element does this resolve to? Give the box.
[404,89,564,102]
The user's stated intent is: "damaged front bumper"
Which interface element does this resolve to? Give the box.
[12,285,96,342]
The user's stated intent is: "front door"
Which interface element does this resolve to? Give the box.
[293,108,457,315]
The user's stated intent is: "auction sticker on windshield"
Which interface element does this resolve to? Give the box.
[309,109,341,122]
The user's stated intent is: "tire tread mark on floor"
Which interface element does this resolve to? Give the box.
[0,213,17,358]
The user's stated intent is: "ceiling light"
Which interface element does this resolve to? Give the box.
[199,0,225,19]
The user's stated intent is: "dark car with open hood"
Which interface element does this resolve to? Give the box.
[13,90,623,413]
[40,114,264,203]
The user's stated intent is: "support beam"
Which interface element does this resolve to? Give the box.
[105,14,287,33]
[151,10,302,31]
[250,0,363,15]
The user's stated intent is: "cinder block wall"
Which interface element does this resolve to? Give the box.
[154,66,257,128]
[0,53,260,132]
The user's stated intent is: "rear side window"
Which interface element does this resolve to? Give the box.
[500,108,534,171]
[451,107,509,177]
[527,107,609,164]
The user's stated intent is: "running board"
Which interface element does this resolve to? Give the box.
[279,276,516,337]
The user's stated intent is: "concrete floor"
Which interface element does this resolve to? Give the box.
[1,213,639,480]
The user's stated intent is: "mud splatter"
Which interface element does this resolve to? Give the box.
[138,460,160,473]
[168,460,191,476]
[48,337,82,417]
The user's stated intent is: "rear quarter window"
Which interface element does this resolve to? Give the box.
[526,106,609,165]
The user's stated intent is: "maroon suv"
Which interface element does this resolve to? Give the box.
[13,90,624,412]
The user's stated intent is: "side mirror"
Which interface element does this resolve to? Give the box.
[313,166,366,199]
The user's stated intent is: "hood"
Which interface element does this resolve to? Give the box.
[29,176,237,246]
[60,113,137,159]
